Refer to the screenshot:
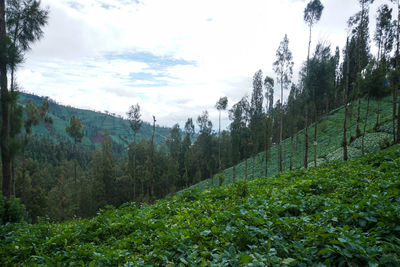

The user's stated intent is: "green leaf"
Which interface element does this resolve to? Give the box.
[282,258,296,265]
[239,254,253,264]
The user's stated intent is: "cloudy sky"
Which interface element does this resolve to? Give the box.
[17,0,389,130]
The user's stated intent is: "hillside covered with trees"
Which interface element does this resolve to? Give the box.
[1,0,400,265]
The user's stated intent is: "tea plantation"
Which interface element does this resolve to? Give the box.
[193,96,395,189]
[1,145,400,266]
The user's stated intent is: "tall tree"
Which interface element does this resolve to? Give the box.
[1,0,48,199]
[390,0,400,143]
[126,104,142,201]
[250,70,264,154]
[303,0,323,169]
[215,96,228,171]
[65,115,84,185]
[273,34,293,172]
[343,38,351,161]
[150,116,156,199]
[263,76,274,176]
[348,0,374,138]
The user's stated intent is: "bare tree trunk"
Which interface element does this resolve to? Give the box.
[1,0,11,198]
[279,78,283,172]
[356,1,366,138]
[361,95,370,154]
[304,106,309,168]
[218,111,221,171]
[376,101,380,128]
[244,158,247,181]
[150,116,156,198]
[252,155,255,179]
[313,102,317,167]
[396,0,400,144]
[290,136,293,171]
[343,38,350,161]
[233,165,236,183]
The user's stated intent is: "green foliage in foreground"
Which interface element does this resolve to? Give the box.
[1,146,400,266]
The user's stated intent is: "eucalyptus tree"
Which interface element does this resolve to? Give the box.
[303,0,323,169]
[182,118,194,186]
[66,115,84,185]
[343,38,351,161]
[229,97,250,181]
[374,4,394,63]
[390,0,400,143]
[215,96,228,171]
[348,0,374,138]
[127,104,142,200]
[1,0,48,199]
[306,43,335,167]
[263,76,274,176]
[273,34,293,172]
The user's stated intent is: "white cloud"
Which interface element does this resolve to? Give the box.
[18,0,390,130]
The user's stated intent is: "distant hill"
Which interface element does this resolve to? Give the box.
[18,92,171,150]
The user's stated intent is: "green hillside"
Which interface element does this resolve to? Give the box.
[192,96,395,189]
[18,92,171,149]
[1,144,399,265]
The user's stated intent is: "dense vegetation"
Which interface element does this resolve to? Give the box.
[1,145,400,266]
[18,92,171,150]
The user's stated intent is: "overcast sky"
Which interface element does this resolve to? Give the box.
[17,0,391,130]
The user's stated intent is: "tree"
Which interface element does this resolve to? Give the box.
[264,76,274,176]
[1,0,48,199]
[303,0,323,169]
[305,43,335,167]
[343,38,351,161]
[126,103,142,201]
[389,0,399,143]
[348,0,374,138]
[250,70,264,154]
[273,34,293,172]
[215,96,228,171]
[65,115,84,185]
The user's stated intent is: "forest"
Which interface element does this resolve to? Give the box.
[1,0,400,264]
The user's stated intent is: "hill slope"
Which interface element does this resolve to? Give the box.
[192,96,395,189]
[1,145,399,265]
[18,92,171,149]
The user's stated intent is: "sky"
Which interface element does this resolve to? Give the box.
[17,0,390,131]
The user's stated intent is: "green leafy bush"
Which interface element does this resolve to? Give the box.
[325,146,361,162]
[0,192,25,224]
[350,132,393,153]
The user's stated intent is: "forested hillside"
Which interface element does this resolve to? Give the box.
[18,92,171,151]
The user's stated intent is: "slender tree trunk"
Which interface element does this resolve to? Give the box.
[252,154,255,179]
[279,76,283,172]
[132,133,137,201]
[313,102,317,167]
[150,116,156,198]
[304,106,309,168]
[376,101,380,128]
[396,0,400,144]
[218,111,221,171]
[356,1,365,138]
[0,0,11,199]
[361,95,370,154]
[343,38,350,161]
[244,158,247,181]
[290,136,293,171]
[233,165,236,183]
